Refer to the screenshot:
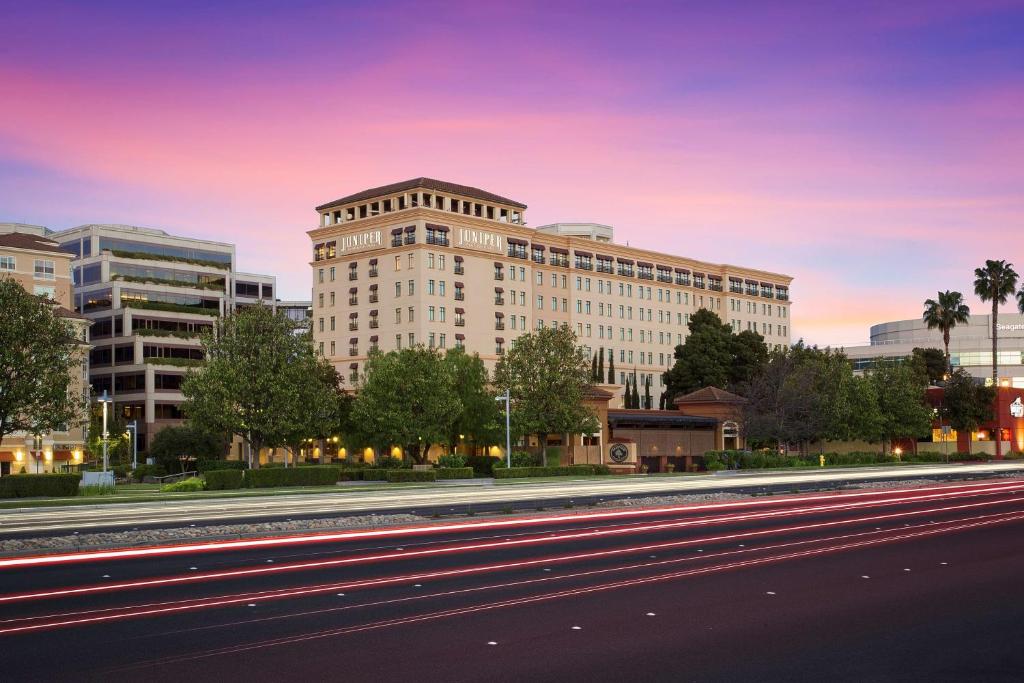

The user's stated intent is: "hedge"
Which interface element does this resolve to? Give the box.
[386,469,437,483]
[360,469,389,481]
[0,474,82,498]
[493,465,598,479]
[702,449,989,471]
[245,466,341,488]
[436,467,474,480]
[205,469,245,490]
[161,477,205,492]
[464,455,502,477]
[197,459,247,472]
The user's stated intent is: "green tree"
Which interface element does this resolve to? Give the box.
[591,353,598,382]
[866,360,933,453]
[607,354,615,384]
[148,424,227,473]
[644,375,652,409]
[729,329,769,386]
[0,279,87,445]
[943,369,995,455]
[443,348,502,452]
[922,291,970,372]
[975,260,1017,459]
[348,346,461,463]
[597,348,604,383]
[85,403,131,468]
[741,346,820,449]
[663,310,744,399]
[181,305,338,467]
[494,326,599,465]
[911,347,948,385]
[631,370,640,409]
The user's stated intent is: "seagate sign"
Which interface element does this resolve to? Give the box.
[609,443,629,464]
[456,227,505,254]
[338,229,383,255]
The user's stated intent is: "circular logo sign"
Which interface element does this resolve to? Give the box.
[609,443,629,464]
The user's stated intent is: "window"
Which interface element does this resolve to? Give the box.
[439,306,446,322]
[34,285,56,299]
[330,292,336,306]
[318,268,324,283]
[439,281,446,297]
[330,266,336,281]
[395,335,402,349]
[0,256,13,271]
[535,271,543,285]
[428,280,435,295]
[408,280,415,295]
[495,265,504,281]
[395,255,401,271]
[395,308,401,323]
[408,332,415,346]
[439,333,446,348]
[439,255,445,270]
[428,253,435,269]
[318,293,324,308]
[537,295,544,310]
[429,306,435,322]
[408,253,414,268]
[330,316,336,331]
[318,318,324,332]
[408,307,414,322]
[395,282,402,297]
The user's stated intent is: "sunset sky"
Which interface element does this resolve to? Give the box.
[2,0,1022,346]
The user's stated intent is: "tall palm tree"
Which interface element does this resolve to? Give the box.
[922,290,970,374]
[974,260,1018,458]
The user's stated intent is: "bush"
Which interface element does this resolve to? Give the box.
[205,469,245,490]
[493,465,597,479]
[161,477,206,492]
[436,467,474,480]
[437,453,467,469]
[464,455,502,477]
[131,463,166,481]
[510,451,539,467]
[0,474,82,498]
[338,469,363,481]
[375,456,405,469]
[197,459,247,472]
[360,469,389,481]
[950,451,987,462]
[386,469,437,483]
[245,466,342,488]
[545,446,563,465]
[592,464,612,475]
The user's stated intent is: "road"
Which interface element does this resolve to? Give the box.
[2,461,1023,537]
[2,478,1024,681]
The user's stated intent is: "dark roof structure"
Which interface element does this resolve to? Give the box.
[607,410,717,429]
[0,232,65,254]
[316,177,527,211]
[672,386,746,405]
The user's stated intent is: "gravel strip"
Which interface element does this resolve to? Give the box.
[595,492,752,507]
[843,479,940,490]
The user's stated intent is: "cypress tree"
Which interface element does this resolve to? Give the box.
[608,355,615,384]
[644,375,652,410]
[597,348,605,382]
[591,353,598,382]
[631,371,640,409]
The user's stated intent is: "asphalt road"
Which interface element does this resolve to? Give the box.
[2,461,1023,537]
[2,478,1024,682]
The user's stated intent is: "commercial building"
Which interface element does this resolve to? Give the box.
[308,178,794,394]
[52,224,280,452]
[843,315,1024,386]
[0,224,90,474]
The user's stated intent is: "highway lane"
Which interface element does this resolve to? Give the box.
[1,461,1022,537]
[2,479,1024,681]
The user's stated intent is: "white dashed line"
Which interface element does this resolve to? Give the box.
[941,562,949,566]
[247,603,256,607]
[102,574,110,578]
[766,591,776,595]
[646,612,656,616]
[571,626,582,630]
[189,566,197,571]
[861,575,870,579]
[903,568,911,572]
[337,593,345,597]
[487,641,498,646]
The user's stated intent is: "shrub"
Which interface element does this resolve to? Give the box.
[161,477,206,492]
[375,456,405,469]
[131,464,167,481]
[464,455,502,477]
[205,469,245,490]
[437,453,467,469]
[545,446,563,465]
[386,469,437,483]
[0,474,82,498]
[510,451,539,467]
[436,467,474,480]
[338,469,363,481]
[593,464,612,475]
[360,469,389,481]
[197,459,247,472]
[493,465,597,479]
[244,466,341,488]
[950,451,987,462]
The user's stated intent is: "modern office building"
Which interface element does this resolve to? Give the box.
[308,178,793,392]
[0,224,90,474]
[52,224,279,452]
[843,315,1024,386]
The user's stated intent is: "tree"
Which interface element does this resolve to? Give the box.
[443,348,502,452]
[911,347,948,385]
[644,375,652,410]
[922,290,970,372]
[631,371,640,409]
[729,329,769,386]
[597,348,604,383]
[148,424,227,473]
[181,305,338,467]
[866,360,933,453]
[943,369,995,455]
[348,346,461,464]
[591,353,598,382]
[741,347,821,449]
[975,260,1016,459]
[664,310,757,400]
[493,326,599,466]
[85,402,131,468]
[0,279,86,446]
[607,354,615,384]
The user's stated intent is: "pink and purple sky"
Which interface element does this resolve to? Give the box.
[2,0,1022,345]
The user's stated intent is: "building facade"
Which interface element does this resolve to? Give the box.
[52,224,279,452]
[308,178,794,392]
[843,315,1024,386]
[0,225,90,474]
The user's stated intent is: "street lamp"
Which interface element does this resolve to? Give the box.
[496,389,511,469]
[97,390,113,473]
[125,421,138,470]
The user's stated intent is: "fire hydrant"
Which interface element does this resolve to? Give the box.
[819,454,825,468]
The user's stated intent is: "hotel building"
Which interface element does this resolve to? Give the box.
[52,224,282,453]
[309,178,793,393]
[0,224,90,474]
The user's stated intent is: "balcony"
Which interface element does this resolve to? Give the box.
[730,285,743,293]
[657,274,672,283]
[348,371,358,383]
[403,235,415,245]
[638,272,654,281]
[348,346,358,356]
[761,290,773,298]
[455,319,465,327]
[348,272,358,281]
[455,291,465,301]
[532,255,545,265]
[349,323,359,332]
[369,294,378,303]
[494,272,504,281]
[391,237,402,247]
[597,264,613,274]
[709,283,723,292]
[369,320,379,329]
[494,296,504,305]
[495,321,505,330]
[454,265,464,275]
[348,296,358,305]
[369,268,378,278]
[776,292,789,301]
[426,235,450,246]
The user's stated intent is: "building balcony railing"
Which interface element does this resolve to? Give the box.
[494,272,504,281]
[708,283,723,292]
[776,292,789,301]
[455,291,465,301]
[369,320,379,329]
[348,272,358,281]
[575,261,593,271]
[454,265,464,275]
[638,272,654,280]
[597,265,613,274]
[369,294,378,303]
[761,291,773,298]
[349,371,358,383]
[532,255,545,264]
[403,235,416,245]
[729,285,743,293]
[369,268,378,278]
[426,236,450,246]
[495,322,505,330]
[494,297,504,305]
[348,297,358,305]
[455,319,465,327]
[349,322,359,331]
[348,347,358,356]
[391,237,402,247]
[657,275,672,283]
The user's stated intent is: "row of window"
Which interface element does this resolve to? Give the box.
[0,256,55,279]
[319,193,524,228]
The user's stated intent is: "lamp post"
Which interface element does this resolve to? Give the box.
[97,390,113,473]
[125,421,138,470]
[496,389,511,469]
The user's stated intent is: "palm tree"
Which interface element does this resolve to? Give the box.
[922,290,970,374]
[974,260,1018,458]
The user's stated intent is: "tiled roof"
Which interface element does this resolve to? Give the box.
[0,232,66,255]
[55,305,90,322]
[316,177,527,211]
[583,385,615,400]
[672,386,746,404]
